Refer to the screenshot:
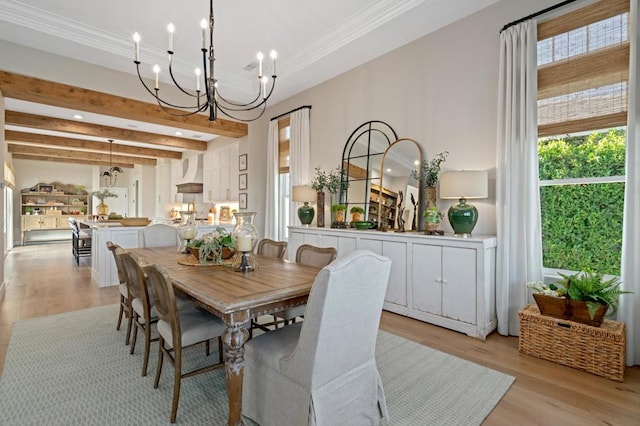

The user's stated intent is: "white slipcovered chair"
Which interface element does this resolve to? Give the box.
[139,223,179,248]
[242,250,392,426]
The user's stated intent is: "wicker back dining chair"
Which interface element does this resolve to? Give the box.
[271,244,337,327]
[143,263,226,423]
[256,239,288,260]
[250,239,288,334]
[107,241,133,345]
[119,251,159,376]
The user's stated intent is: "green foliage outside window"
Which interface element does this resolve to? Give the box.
[538,129,625,276]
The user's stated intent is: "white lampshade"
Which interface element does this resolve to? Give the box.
[439,171,488,200]
[292,185,316,203]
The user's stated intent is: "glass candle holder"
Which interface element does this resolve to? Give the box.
[231,211,258,272]
[178,211,198,253]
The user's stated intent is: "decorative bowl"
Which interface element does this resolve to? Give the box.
[353,221,374,230]
[189,247,236,261]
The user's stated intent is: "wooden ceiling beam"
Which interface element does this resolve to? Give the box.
[10,153,136,168]
[0,71,248,138]
[5,111,207,151]
[8,144,157,166]
[5,130,182,160]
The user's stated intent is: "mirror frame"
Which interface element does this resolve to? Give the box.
[340,121,398,224]
[378,138,423,231]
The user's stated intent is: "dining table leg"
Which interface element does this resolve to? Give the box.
[223,324,250,426]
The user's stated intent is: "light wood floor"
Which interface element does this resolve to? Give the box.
[1,244,639,425]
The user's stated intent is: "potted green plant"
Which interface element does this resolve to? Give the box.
[527,272,632,326]
[411,151,449,208]
[186,227,235,264]
[424,207,444,232]
[350,206,364,222]
[331,204,347,226]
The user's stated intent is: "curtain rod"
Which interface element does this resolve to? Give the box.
[500,0,578,32]
[270,105,312,121]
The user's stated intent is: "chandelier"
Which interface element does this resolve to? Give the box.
[101,139,123,187]
[132,0,277,122]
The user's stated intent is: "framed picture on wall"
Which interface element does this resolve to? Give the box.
[239,154,248,171]
[239,173,247,190]
[38,184,53,194]
[239,193,247,210]
[219,206,231,223]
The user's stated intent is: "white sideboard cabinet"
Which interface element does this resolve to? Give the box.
[287,226,497,339]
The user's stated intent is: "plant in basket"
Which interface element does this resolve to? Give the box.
[186,227,235,264]
[527,272,631,326]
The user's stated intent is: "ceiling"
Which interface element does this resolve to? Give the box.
[0,0,499,167]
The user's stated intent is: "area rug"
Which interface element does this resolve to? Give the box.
[0,305,514,425]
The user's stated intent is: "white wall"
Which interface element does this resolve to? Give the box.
[0,0,561,241]
[247,0,559,238]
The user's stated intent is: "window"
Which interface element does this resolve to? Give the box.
[277,118,291,241]
[537,0,629,276]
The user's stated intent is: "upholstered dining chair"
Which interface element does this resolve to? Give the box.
[271,244,337,327]
[139,223,179,248]
[106,241,133,345]
[118,251,159,376]
[143,263,226,423]
[243,250,392,426]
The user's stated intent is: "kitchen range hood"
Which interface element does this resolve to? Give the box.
[176,154,203,194]
[176,183,203,193]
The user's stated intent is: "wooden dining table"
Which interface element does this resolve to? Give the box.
[128,246,320,426]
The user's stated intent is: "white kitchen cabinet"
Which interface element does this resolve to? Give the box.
[287,226,497,339]
[203,142,239,203]
[155,162,172,214]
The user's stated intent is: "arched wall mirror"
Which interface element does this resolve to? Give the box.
[340,121,398,226]
[378,138,423,231]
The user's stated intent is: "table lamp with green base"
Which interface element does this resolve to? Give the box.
[292,185,316,226]
[439,170,488,238]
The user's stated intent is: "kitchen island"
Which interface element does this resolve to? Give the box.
[86,221,234,287]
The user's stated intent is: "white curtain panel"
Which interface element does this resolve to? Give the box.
[620,0,640,367]
[264,120,280,240]
[288,108,311,228]
[496,20,543,336]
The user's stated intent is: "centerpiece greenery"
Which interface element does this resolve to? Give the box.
[527,271,631,326]
[186,227,235,264]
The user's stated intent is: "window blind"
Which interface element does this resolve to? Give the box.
[278,117,290,174]
[537,0,630,137]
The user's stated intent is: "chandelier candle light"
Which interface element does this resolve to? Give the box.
[439,170,488,237]
[132,0,278,122]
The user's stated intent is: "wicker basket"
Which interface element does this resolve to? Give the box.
[519,304,625,382]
